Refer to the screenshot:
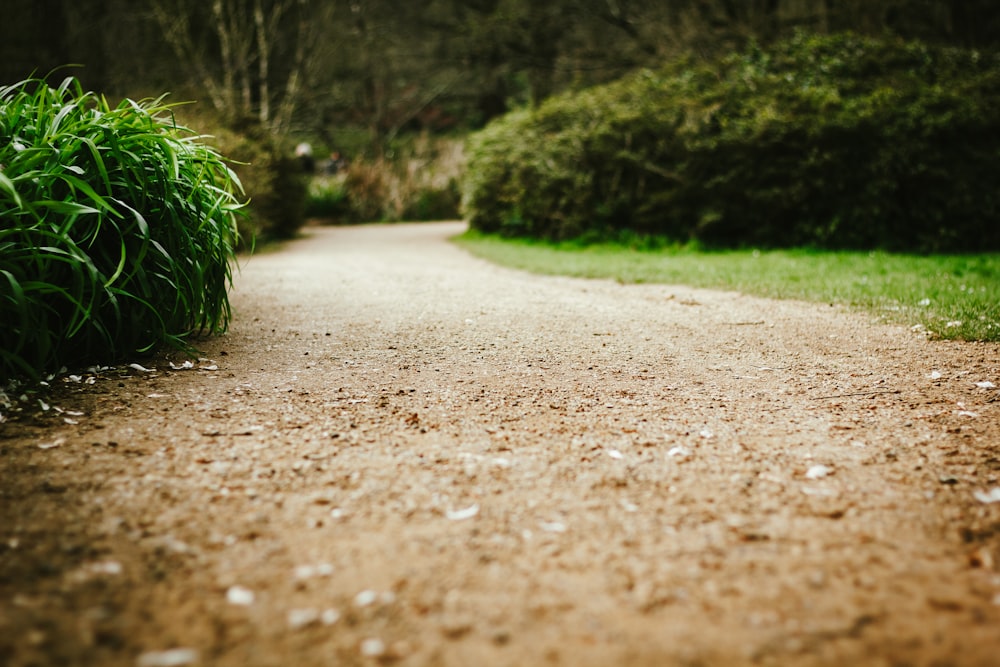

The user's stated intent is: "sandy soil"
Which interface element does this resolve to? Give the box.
[2,221,999,667]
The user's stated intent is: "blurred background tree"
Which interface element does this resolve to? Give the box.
[3,0,998,229]
[6,0,997,142]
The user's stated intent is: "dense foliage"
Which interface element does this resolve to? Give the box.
[306,136,464,224]
[0,77,242,380]
[463,32,1000,251]
[5,1,999,154]
[220,121,308,244]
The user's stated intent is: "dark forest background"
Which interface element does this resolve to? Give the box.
[4,0,999,240]
[4,0,999,151]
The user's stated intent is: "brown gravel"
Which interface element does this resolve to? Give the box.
[2,221,999,667]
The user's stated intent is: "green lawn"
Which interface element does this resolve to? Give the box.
[453,231,1000,342]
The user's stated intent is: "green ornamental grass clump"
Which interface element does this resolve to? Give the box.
[0,76,243,380]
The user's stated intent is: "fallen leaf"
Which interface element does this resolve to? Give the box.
[969,548,994,570]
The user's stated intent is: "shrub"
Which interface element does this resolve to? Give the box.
[462,32,1000,252]
[304,175,351,220]
[171,108,309,245]
[221,120,308,243]
[308,135,464,224]
[0,76,242,380]
[342,159,391,222]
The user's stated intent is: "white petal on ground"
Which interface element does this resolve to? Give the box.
[287,609,320,630]
[540,521,567,533]
[169,361,195,370]
[805,465,832,480]
[129,363,154,373]
[973,488,1000,504]
[929,371,942,380]
[360,638,386,657]
[801,486,838,497]
[607,449,624,459]
[320,608,341,625]
[226,586,254,606]
[136,648,199,667]
[975,381,996,389]
[354,590,379,607]
[666,446,690,458]
[446,504,480,521]
[38,439,64,450]
[89,561,123,575]
[293,563,334,580]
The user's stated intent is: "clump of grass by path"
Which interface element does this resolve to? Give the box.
[0,76,243,381]
[454,231,1000,342]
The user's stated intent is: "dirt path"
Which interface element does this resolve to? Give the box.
[2,221,999,667]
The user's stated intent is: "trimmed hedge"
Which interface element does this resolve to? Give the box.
[0,77,242,380]
[462,32,1000,252]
